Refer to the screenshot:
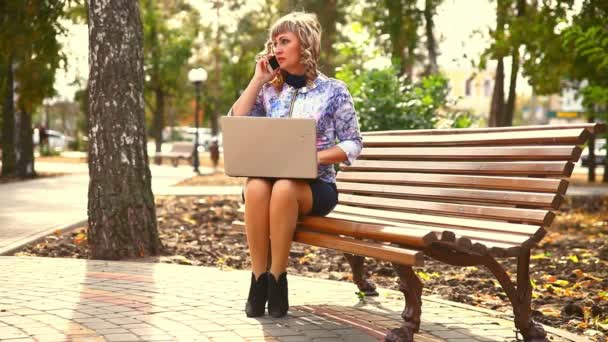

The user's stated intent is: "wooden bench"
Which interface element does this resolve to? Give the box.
[232,123,604,342]
[155,142,193,167]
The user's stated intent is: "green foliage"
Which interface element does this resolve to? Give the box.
[518,0,607,118]
[517,1,575,95]
[0,0,68,114]
[207,0,278,119]
[141,0,199,129]
[352,0,422,77]
[436,110,478,129]
[560,0,608,128]
[337,64,450,132]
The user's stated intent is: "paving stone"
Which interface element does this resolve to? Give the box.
[82,321,120,330]
[0,326,30,339]
[276,336,312,342]
[129,327,167,336]
[71,335,106,341]
[0,257,585,342]
[205,330,244,339]
[30,334,71,342]
[103,333,141,341]
[301,329,340,338]
[137,334,175,341]
[96,328,131,335]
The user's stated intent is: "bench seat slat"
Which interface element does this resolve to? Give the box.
[294,230,424,266]
[233,213,437,248]
[297,216,437,248]
[336,182,561,208]
[336,172,568,194]
[359,146,581,162]
[362,128,590,147]
[341,160,573,177]
[338,194,554,225]
[331,205,542,236]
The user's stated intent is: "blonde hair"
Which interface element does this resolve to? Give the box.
[260,12,321,90]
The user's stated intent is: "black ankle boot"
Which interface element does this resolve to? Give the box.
[267,272,288,318]
[245,272,268,317]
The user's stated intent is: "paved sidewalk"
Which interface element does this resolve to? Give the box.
[0,162,206,255]
[0,257,587,342]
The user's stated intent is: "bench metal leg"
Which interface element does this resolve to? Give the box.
[425,247,547,342]
[343,253,378,296]
[515,249,547,342]
[485,249,547,342]
[385,264,422,342]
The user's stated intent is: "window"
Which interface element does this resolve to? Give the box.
[465,78,473,96]
[484,79,492,96]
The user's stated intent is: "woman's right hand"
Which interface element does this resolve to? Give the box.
[253,55,280,85]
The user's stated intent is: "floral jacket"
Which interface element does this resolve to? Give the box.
[244,73,363,183]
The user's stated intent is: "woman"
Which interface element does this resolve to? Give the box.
[228,11,363,318]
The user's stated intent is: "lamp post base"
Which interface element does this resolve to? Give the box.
[192,145,200,174]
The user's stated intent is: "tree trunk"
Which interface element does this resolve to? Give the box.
[385,0,407,76]
[168,96,175,141]
[315,0,337,76]
[404,0,418,79]
[424,0,439,75]
[16,109,35,178]
[153,88,164,165]
[489,0,507,127]
[489,59,505,127]
[503,51,518,127]
[503,0,525,127]
[1,55,16,177]
[87,0,161,260]
[210,2,222,169]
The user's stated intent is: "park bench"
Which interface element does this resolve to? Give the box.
[155,142,194,167]
[232,123,604,342]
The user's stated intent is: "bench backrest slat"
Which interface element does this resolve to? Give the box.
[362,128,590,147]
[359,146,581,162]
[332,204,541,235]
[342,160,574,177]
[336,172,568,194]
[336,182,562,209]
[363,123,605,136]
[337,194,554,225]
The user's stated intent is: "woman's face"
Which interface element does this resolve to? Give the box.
[272,31,304,74]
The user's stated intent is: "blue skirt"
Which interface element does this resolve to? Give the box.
[241,178,338,217]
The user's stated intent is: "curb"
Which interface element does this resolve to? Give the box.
[0,218,87,256]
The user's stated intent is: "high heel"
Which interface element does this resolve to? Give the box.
[245,272,268,317]
[267,272,289,318]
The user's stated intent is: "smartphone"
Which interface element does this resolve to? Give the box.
[267,55,280,71]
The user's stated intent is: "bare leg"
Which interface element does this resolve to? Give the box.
[268,179,312,278]
[244,178,273,279]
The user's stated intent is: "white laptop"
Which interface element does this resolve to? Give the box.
[221,116,318,179]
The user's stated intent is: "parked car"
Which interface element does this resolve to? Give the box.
[33,128,73,151]
[581,138,606,167]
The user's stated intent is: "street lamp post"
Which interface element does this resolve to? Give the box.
[188,68,208,174]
